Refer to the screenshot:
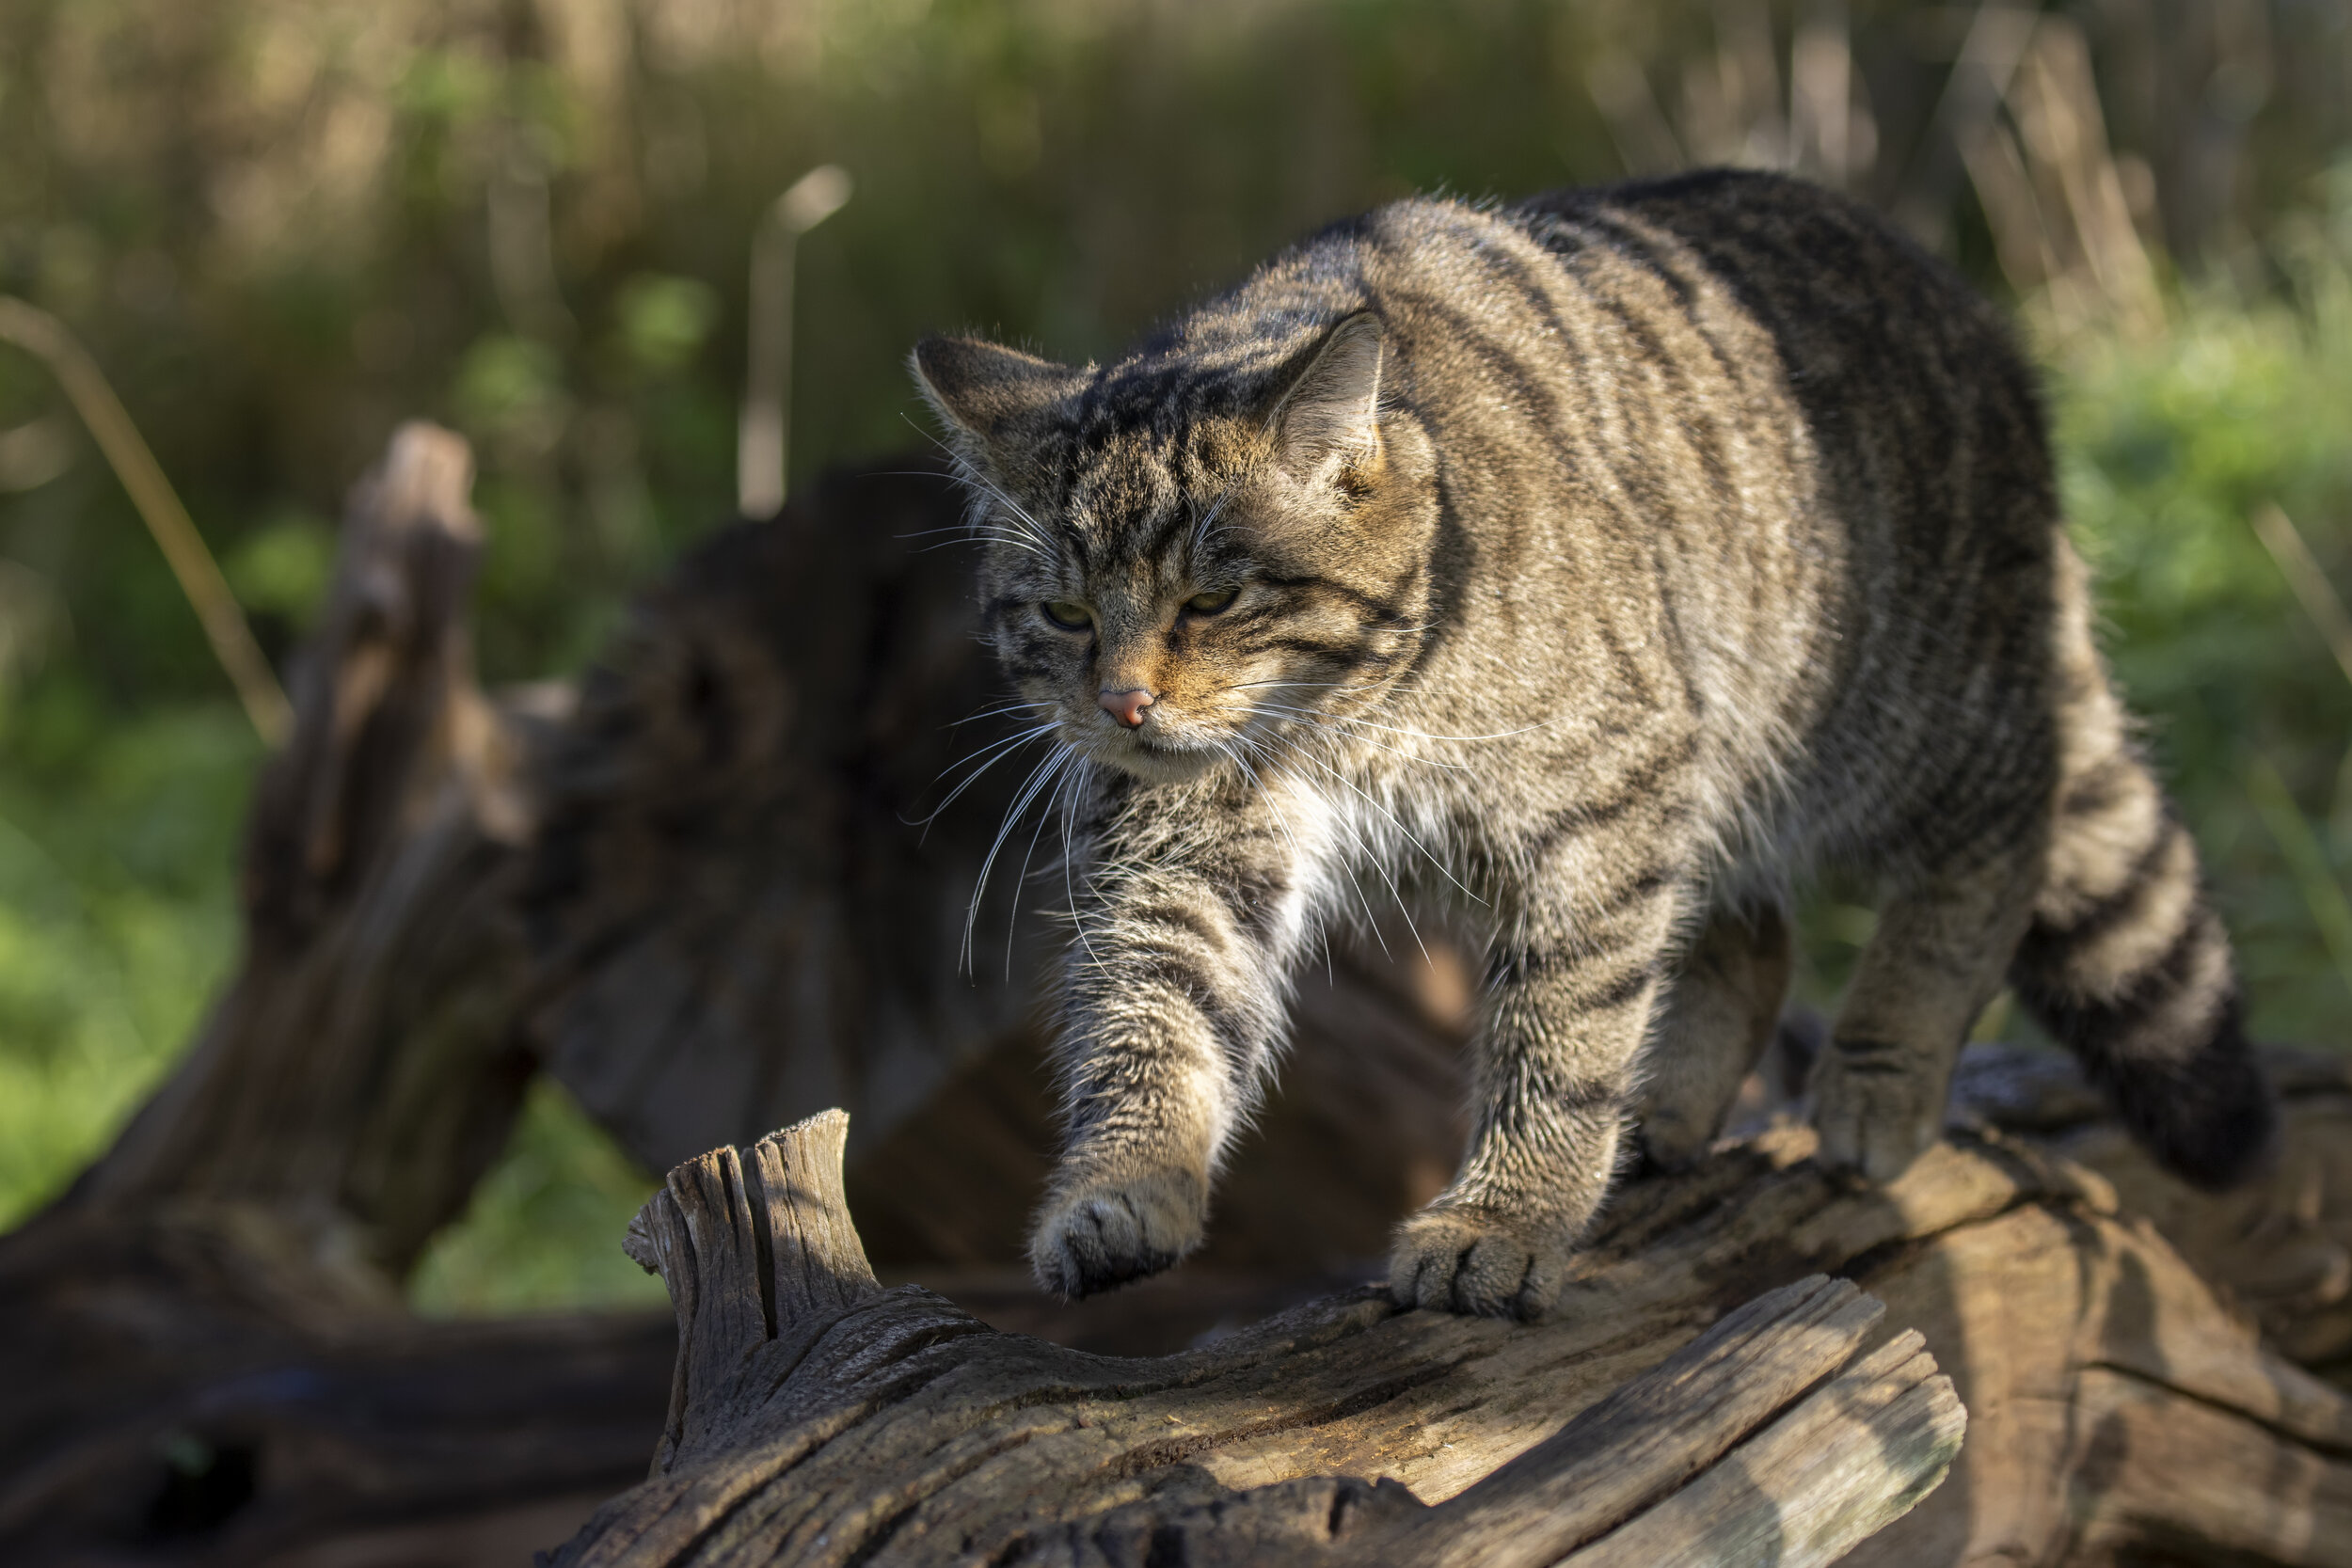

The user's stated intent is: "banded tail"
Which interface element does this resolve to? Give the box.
[2009,544,2278,1190]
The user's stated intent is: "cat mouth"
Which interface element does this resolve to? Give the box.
[1105,731,1221,784]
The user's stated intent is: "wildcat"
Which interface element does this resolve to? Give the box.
[912,168,2277,1320]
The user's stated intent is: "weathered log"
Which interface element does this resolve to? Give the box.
[557,1112,1964,1568]
[1952,1040,2352,1376]
[0,424,649,1566]
[71,420,541,1278]
[0,1209,670,1563]
[11,427,2352,1568]
[554,1107,2352,1568]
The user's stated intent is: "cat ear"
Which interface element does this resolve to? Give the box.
[1267,313,1385,487]
[911,336,1081,469]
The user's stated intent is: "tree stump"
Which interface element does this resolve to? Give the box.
[552,1110,2352,1568]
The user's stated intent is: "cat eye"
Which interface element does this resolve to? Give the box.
[1041,600,1092,630]
[1184,588,1238,616]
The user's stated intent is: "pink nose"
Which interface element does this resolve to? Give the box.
[1099,688,1155,728]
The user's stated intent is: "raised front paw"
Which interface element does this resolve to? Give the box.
[1810,1045,1942,1182]
[1387,1206,1571,1321]
[1028,1166,1206,1299]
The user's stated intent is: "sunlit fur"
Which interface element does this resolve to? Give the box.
[914,168,2278,1320]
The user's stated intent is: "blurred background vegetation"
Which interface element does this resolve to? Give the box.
[1,0,2347,1313]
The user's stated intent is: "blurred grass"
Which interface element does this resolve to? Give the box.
[0,687,256,1229]
[1,0,2348,1312]
[2050,181,2352,1041]
[407,1077,668,1317]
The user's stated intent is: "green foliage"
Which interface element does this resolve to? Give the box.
[222,506,336,626]
[0,0,2345,1312]
[407,1078,667,1317]
[612,275,721,377]
[2052,183,2352,1040]
[0,689,255,1228]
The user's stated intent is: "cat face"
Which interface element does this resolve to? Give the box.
[914,315,1436,785]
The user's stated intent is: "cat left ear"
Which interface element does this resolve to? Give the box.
[1268,313,1385,488]
[911,336,1083,471]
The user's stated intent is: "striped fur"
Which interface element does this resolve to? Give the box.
[913,169,2277,1319]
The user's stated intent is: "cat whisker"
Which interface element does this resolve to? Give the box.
[902,417,1063,554]
[1237,702,1466,770]
[931,720,1058,789]
[1058,759,1113,977]
[1190,474,1246,557]
[1004,750,1086,979]
[917,722,1059,831]
[963,745,1078,974]
[950,699,1058,729]
[1229,730,1413,960]
[1222,681,1560,745]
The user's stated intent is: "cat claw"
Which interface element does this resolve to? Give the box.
[1388,1207,1570,1321]
[1028,1168,1205,1299]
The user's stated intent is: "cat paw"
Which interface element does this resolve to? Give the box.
[1388,1207,1570,1321]
[1028,1167,1206,1299]
[1632,1102,1718,1174]
[1810,1049,1941,1182]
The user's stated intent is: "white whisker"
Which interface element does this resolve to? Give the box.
[918,722,1058,832]
[963,745,1076,973]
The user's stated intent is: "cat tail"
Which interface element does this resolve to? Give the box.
[2007,541,2278,1191]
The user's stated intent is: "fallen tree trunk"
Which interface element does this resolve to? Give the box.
[555,1111,2352,1568]
[557,1112,1965,1568]
[9,425,2352,1567]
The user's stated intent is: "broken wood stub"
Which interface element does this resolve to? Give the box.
[622,1110,881,1476]
[563,1111,1969,1568]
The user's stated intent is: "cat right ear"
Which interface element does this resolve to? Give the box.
[1267,312,1386,490]
[911,337,1081,470]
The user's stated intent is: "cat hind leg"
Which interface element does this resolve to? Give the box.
[1811,828,2044,1182]
[1633,902,1792,1170]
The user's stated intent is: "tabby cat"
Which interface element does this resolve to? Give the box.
[913,168,2277,1320]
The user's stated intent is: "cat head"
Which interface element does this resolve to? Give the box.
[912,312,1438,786]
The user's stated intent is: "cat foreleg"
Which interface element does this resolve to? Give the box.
[1028,784,1320,1298]
[1391,848,1687,1319]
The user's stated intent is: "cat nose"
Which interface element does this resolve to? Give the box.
[1099,688,1156,728]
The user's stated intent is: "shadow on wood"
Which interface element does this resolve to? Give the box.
[555,1111,1963,1568]
[553,1106,2352,1568]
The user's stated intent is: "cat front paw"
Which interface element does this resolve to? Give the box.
[1388,1206,1570,1321]
[1028,1166,1206,1299]
[1810,1046,1942,1181]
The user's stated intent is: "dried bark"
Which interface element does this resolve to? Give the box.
[555,1112,1965,1568]
[553,1103,2352,1568]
